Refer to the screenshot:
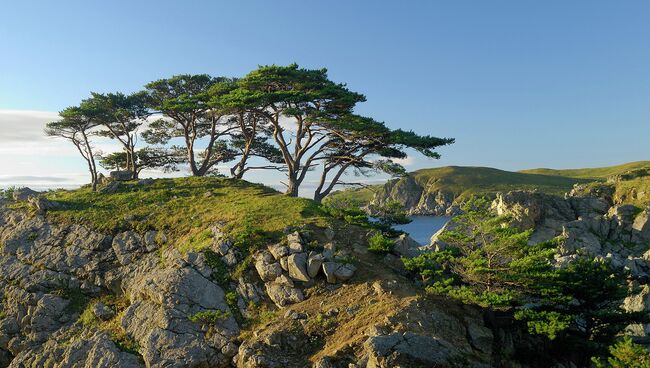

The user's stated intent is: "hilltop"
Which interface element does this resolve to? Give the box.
[520,160,650,180]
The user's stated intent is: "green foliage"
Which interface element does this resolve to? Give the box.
[513,310,571,340]
[188,309,231,324]
[592,336,650,368]
[0,310,6,320]
[0,186,17,200]
[520,257,649,348]
[404,196,648,361]
[367,233,394,254]
[402,249,458,281]
[321,203,371,227]
[419,197,556,309]
[305,312,337,335]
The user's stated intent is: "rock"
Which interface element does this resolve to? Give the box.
[111,231,143,266]
[100,181,121,194]
[334,263,356,282]
[322,262,340,284]
[12,187,39,201]
[393,234,422,258]
[287,253,310,282]
[265,276,305,307]
[92,302,115,321]
[109,170,133,181]
[288,241,303,254]
[491,191,544,231]
[307,253,324,278]
[287,231,302,245]
[255,252,284,282]
[279,256,289,272]
[143,230,160,252]
[364,332,453,367]
[28,196,62,213]
[138,178,154,186]
[633,210,650,240]
[324,228,336,241]
[268,243,290,260]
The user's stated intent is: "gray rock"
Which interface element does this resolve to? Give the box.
[268,243,290,260]
[334,263,356,282]
[364,332,453,367]
[265,276,305,308]
[12,187,39,201]
[287,253,310,282]
[322,262,340,284]
[255,252,284,282]
[110,170,133,181]
[92,302,115,321]
[307,253,324,278]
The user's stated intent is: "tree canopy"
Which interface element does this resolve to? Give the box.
[46,64,453,200]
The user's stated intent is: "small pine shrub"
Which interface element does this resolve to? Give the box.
[188,309,230,324]
[367,233,394,253]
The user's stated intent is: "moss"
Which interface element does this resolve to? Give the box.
[0,310,6,320]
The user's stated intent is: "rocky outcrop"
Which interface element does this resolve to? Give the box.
[254,232,358,308]
[369,176,458,216]
[489,189,650,337]
[0,205,240,368]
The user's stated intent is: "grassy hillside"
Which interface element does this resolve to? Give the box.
[42,177,331,252]
[407,166,592,200]
[519,161,650,180]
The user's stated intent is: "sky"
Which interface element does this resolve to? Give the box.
[1,1,649,193]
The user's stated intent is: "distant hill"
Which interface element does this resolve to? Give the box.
[519,161,650,180]
[328,161,650,215]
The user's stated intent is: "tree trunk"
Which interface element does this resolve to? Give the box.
[286,174,299,197]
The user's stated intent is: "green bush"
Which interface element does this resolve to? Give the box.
[592,336,650,368]
[367,233,394,253]
[188,309,231,324]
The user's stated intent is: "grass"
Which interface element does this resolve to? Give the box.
[574,176,650,209]
[520,161,650,180]
[78,294,140,355]
[399,166,592,201]
[44,177,331,253]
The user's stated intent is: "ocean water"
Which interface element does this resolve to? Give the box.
[393,216,451,245]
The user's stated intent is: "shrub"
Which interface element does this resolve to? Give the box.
[367,233,394,253]
[592,336,650,368]
[188,309,230,324]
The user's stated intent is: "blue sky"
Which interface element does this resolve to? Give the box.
[1,1,649,191]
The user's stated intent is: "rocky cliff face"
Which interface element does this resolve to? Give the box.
[0,190,550,368]
[368,176,458,216]
[489,189,650,336]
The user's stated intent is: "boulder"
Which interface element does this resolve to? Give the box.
[322,262,340,284]
[265,275,305,308]
[307,252,324,278]
[109,170,134,181]
[12,187,39,201]
[255,252,284,282]
[393,234,422,258]
[92,302,115,321]
[268,243,290,260]
[334,263,356,282]
[287,253,310,282]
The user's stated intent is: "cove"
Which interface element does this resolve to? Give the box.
[393,216,451,245]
